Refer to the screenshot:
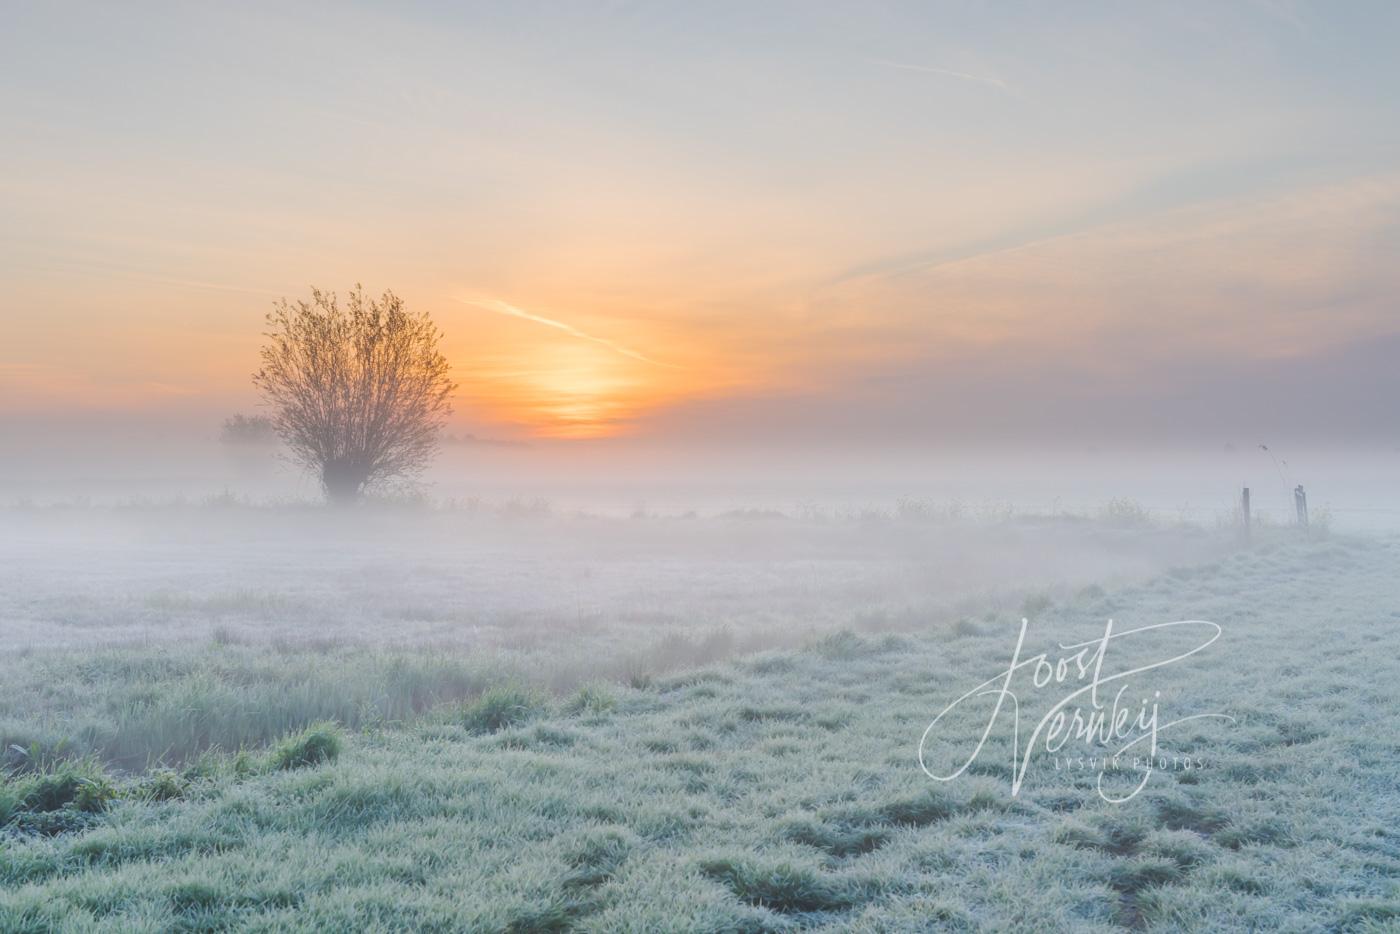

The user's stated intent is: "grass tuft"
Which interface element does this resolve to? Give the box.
[268,722,343,770]
[562,826,637,888]
[138,768,189,802]
[1213,818,1289,850]
[779,816,889,858]
[811,631,876,660]
[1155,797,1230,835]
[461,686,547,735]
[873,788,958,827]
[1108,857,1183,895]
[563,682,618,717]
[698,853,854,913]
[9,760,116,815]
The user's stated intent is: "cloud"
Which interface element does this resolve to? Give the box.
[627,170,1400,442]
[634,329,1400,443]
[818,170,1400,354]
[457,296,678,369]
[867,58,1011,93]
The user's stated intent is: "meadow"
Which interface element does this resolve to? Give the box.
[2,504,1396,931]
[0,501,1219,771]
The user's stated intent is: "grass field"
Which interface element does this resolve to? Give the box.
[0,505,1220,771]
[2,515,1397,931]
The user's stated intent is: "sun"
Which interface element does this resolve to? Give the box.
[457,341,657,438]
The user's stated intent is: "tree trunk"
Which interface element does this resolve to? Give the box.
[322,458,370,505]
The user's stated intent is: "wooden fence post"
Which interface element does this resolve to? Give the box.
[1295,485,1308,528]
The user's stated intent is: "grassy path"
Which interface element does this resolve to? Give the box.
[3,536,1399,931]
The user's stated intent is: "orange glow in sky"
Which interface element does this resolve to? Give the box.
[4,4,1400,441]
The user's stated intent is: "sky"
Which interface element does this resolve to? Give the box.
[3,0,1399,442]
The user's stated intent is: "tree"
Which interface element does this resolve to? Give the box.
[219,413,278,445]
[253,286,455,504]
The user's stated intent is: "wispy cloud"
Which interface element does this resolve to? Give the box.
[458,296,677,368]
[868,58,1010,92]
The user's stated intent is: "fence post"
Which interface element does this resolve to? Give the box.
[1241,486,1251,542]
[1295,485,1308,528]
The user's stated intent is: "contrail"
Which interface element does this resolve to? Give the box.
[458,296,677,368]
[868,58,1010,92]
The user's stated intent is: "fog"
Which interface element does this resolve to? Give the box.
[3,421,1398,530]
[2,420,1389,725]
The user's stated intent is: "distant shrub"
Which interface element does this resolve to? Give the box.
[499,497,552,519]
[219,414,278,445]
[269,722,343,770]
[895,497,934,521]
[718,507,788,521]
[461,686,545,734]
[1101,497,1153,527]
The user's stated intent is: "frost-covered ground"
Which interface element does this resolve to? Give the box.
[0,504,1222,770]
[3,510,1397,930]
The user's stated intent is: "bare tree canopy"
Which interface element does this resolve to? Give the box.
[254,286,455,503]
